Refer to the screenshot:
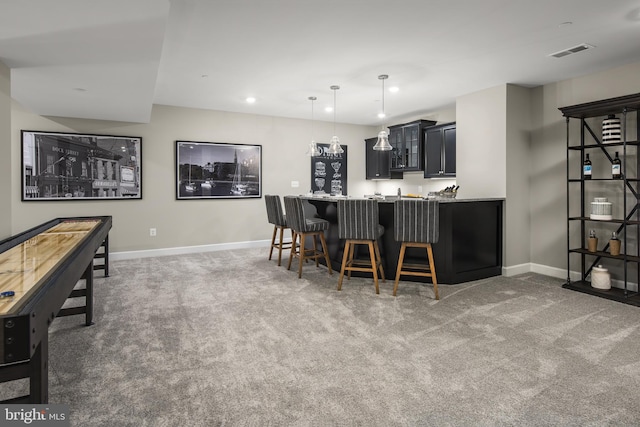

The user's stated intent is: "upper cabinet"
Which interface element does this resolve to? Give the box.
[424,122,456,178]
[365,137,402,180]
[388,119,436,172]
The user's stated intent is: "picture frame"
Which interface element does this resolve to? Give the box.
[310,143,347,195]
[175,141,262,199]
[21,130,142,201]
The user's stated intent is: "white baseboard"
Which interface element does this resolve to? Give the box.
[503,262,638,292]
[111,239,271,261]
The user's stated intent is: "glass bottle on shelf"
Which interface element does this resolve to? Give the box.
[610,231,621,256]
[583,153,592,180]
[612,151,621,179]
[588,229,597,252]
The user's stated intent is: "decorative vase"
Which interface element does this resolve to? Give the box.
[602,114,621,143]
[590,197,613,220]
[591,265,611,290]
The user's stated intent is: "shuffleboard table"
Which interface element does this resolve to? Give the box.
[0,216,112,403]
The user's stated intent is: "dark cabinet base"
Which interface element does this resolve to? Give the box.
[306,199,503,284]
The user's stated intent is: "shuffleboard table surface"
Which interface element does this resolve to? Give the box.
[0,219,100,315]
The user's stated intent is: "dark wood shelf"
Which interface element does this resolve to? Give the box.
[568,216,640,225]
[569,248,640,263]
[562,93,640,306]
[568,178,640,182]
[562,280,640,307]
[560,93,640,119]
[568,141,640,150]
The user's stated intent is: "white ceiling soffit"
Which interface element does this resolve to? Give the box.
[0,0,169,123]
[1,0,640,125]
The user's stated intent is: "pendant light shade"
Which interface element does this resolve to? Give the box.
[327,85,344,155]
[373,129,392,151]
[373,74,393,151]
[306,96,321,156]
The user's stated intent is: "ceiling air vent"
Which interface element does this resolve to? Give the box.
[549,43,595,58]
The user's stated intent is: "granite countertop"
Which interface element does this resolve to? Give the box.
[300,195,504,203]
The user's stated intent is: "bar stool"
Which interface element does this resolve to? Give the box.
[337,199,385,294]
[264,195,292,266]
[283,196,333,278]
[393,199,440,299]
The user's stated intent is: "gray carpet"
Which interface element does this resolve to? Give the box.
[3,248,640,426]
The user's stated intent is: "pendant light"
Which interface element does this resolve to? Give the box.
[327,85,344,155]
[306,96,321,156]
[373,74,393,151]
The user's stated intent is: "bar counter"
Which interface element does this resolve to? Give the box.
[300,196,503,284]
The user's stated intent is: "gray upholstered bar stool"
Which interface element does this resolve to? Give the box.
[337,199,385,294]
[393,199,440,299]
[283,196,333,278]
[264,195,292,266]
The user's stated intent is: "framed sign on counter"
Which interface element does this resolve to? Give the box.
[310,143,347,196]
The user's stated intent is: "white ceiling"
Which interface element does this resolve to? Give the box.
[1,0,640,126]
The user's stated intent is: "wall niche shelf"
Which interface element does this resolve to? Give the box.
[559,93,640,307]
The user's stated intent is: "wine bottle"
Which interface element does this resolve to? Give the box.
[583,154,592,180]
[612,151,621,179]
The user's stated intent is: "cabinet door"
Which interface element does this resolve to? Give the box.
[424,123,456,178]
[443,125,456,176]
[404,124,423,171]
[389,128,404,170]
[365,138,387,179]
[365,137,402,179]
[424,127,444,177]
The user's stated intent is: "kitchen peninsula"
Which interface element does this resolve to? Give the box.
[301,196,503,284]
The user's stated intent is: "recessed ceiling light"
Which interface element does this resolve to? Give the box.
[378,112,386,119]
[73,87,87,92]
[389,86,399,93]
[246,97,256,104]
[325,106,333,113]
[558,21,573,28]
[201,74,208,78]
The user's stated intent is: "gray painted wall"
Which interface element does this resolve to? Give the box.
[530,61,640,275]
[10,103,377,252]
[0,62,10,239]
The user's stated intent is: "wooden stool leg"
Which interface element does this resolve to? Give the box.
[374,240,385,282]
[338,240,350,290]
[393,242,407,296]
[312,234,319,267]
[368,241,379,294]
[298,232,306,278]
[347,243,355,279]
[287,232,297,271]
[277,226,285,266]
[427,244,439,300]
[269,225,277,260]
[319,233,332,274]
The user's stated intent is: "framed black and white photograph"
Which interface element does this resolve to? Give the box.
[176,141,262,199]
[21,130,142,201]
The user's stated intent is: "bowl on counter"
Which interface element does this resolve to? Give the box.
[428,191,457,199]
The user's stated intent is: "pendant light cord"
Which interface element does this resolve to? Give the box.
[333,88,337,135]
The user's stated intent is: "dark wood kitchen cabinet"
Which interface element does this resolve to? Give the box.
[388,119,436,172]
[424,122,456,178]
[365,137,402,180]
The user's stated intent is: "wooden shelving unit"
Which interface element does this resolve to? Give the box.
[559,93,640,306]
